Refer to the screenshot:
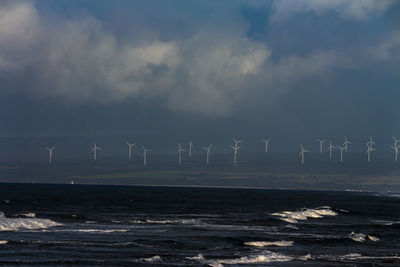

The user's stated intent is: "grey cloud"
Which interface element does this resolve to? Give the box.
[270,0,399,22]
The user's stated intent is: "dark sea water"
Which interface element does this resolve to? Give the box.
[0,184,399,266]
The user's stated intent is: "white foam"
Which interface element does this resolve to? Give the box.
[0,240,8,245]
[216,251,294,265]
[348,232,366,242]
[368,235,380,242]
[69,229,128,233]
[142,255,161,262]
[186,254,205,261]
[271,206,337,223]
[244,241,294,247]
[0,211,61,231]
[131,218,198,225]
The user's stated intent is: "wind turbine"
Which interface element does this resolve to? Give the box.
[336,145,345,163]
[177,143,185,165]
[299,144,310,165]
[343,136,352,152]
[232,137,242,147]
[366,145,375,162]
[262,138,271,153]
[392,136,400,147]
[202,144,212,165]
[231,144,241,165]
[188,141,193,158]
[142,145,151,166]
[125,142,136,159]
[390,144,400,162]
[316,138,326,154]
[45,146,56,164]
[327,141,336,159]
[367,136,376,148]
[91,141,101,160]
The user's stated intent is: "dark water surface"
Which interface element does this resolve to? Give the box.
[0,183,399,266]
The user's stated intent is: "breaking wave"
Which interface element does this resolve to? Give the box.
[130,219,199,225]
[348,232,379,242]
[216,251,294,265]
[0,211,61,231]
[244,241,294,247]
[140,255,162,262]
[271,206,337,223]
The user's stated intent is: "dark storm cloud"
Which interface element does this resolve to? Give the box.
[0,0,399,140]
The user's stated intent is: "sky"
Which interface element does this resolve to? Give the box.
[0,0,400,151]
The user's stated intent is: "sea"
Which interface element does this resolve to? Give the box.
[0,183,399,266]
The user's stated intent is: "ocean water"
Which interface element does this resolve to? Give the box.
[0,184,399,266]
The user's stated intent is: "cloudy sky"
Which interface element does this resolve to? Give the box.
[1,0,399,145]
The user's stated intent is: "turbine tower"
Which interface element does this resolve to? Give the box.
[262,138,271,153]
[327,141,336,159]
[125,142,136,159]
[45,146,56,164]
[336,145,345,163]
[343,136,352,152]
[231,144,241,165]
[142,145,151,166]
[299,144,310,165]
[188,141,193,158]
[202,144,212,165]
[390,144,400,162]
[91,141,101,160]
[366,145,375,162]
[316,138,326,154]
[177,143,185,165]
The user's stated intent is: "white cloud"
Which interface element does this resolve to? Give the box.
[271,0,398,22]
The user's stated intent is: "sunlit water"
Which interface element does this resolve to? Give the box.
[0,184,399,266]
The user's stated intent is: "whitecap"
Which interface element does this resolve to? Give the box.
[348,232,366,242]
[368,235,379,242]
[244,241,294,247]
[271,206,337,224]
[216,250,294,265]
[0,240,8,245]
[0,211,61,231]
[186,254,205,261]
[142,255,161,262]
[16,213,36,218]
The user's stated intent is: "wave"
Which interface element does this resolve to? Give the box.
[244,241,294,247]
[216,250,294,265]
[63,229,128,233]
[0,211,61,231]
[130,218,199,225]
[140,255,162,262]
[0,240,7,245]
[15,213,36,218]
[271,206,337,223]
[348,232,379,242]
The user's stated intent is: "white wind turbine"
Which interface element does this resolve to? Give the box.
[45,146,56,164]
[299,144,310,165]
[142,145,151,166]
[177,143,185,165]
[262,138,271,153]
[231,144,241,165]
[367,136,376,148]
[188,141,193,158]
[91,141,101,160]
[327,141,336,159]
[392,136,400,147]
[336,145,346,163]
[125,142,136,159]
[202,144,212,165]
[232,137,242,147]
[366,144,375,162]
[343,136,352,152]
[316,138,326,154]
[390,144,400,162]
